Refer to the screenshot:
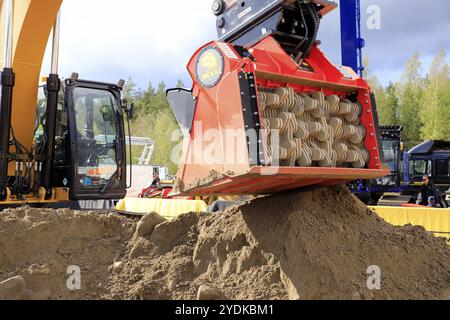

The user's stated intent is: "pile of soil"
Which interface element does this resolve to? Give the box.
[0,186,449,300]
[0,208,136,299]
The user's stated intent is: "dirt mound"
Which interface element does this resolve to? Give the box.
[0,207,136,299]
[0,186,449,300]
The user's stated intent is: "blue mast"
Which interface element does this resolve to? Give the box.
[340,0,365,77]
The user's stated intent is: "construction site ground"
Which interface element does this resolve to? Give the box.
[0,185,449,300]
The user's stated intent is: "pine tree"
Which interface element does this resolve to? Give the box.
[151,82,170,113]
[142,82,156,105]
[367,74,389,124]
[176,80,185,88]
[122,77,136,101]
[379,82,400,125]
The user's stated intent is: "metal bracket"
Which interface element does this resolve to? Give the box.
[238,72,265,166]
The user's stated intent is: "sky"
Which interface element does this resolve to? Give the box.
[41,0,450,91]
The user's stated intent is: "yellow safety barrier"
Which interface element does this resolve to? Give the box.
[370,206,450,245]
[116,198,207,220]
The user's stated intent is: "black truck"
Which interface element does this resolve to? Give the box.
[350,126,450,207]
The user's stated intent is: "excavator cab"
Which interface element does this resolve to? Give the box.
[36,77,128,201]
[168,0,388,196]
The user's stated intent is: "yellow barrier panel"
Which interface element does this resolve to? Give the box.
[370,206,450,244]
[116,198,207,220]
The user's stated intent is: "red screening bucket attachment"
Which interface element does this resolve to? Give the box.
[168,36,388,196]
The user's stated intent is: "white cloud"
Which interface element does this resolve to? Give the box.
[42,0,217,88]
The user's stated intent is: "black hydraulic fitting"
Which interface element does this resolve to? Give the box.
[212,0,226,16]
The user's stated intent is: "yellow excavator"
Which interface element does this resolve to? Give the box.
[0,0,131,207]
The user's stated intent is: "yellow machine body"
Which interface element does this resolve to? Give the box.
[0,0,64,204]
[1,0,62,152]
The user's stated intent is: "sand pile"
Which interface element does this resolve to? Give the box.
[0,207,137,299]
[0,186,449,300]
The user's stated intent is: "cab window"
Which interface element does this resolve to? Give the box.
[435,159,449,176]
[411,160,432,177]
[382,140,399,173]
[73,87,119,187]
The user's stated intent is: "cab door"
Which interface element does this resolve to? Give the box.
[433,157,450,188]
[65,79,127,200]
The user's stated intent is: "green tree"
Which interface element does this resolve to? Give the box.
[151,82,170,113]
[364,58,399,127]
[420,49,450,140]
[176,79,185,88]
[441,81,450,140]
[397,53,424,147]
[378,82,400,125]
[122,76,136,101]
[129,81,181,174]
[138,82,156,115]
[366,74,388,123]
[147,108,181,174]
